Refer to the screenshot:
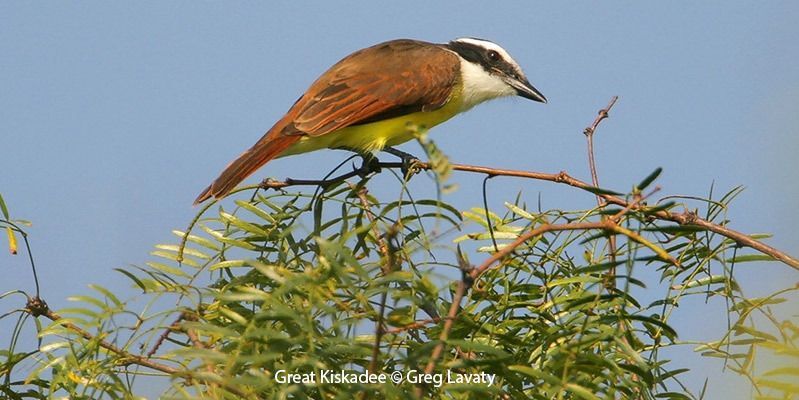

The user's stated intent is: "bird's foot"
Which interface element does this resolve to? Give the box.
[383,147,423,179]
[334,146,382,178]
[354,153,382,178]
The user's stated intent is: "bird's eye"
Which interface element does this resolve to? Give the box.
[487,50,500,62]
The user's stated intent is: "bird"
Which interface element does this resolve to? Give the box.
[194,37,546,204]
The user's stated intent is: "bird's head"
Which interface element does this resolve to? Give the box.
[447,37,546,108]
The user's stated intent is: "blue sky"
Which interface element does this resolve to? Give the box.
[2,2,798,398]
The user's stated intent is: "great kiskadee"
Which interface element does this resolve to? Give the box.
[194,37,546,204]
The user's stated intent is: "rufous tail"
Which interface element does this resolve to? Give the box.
[194,133,300,205]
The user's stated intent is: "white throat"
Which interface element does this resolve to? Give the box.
[457,58,516,111]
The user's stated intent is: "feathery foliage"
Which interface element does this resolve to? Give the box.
[2,161,797,400]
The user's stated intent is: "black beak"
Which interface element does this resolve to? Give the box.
[508,76,547,103]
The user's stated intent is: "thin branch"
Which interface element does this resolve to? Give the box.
[147,311,195,357]
[27,297,180,376]
[583,96,620,288]
[422,279,468,375]
[411,185,709,399]
[419,217,677,396]
[416,248,473,397]
[351,184,394,375]
[471,222,610,280]
[584,95,619,203]
[260,162,799,271]
[257,161,799,271]
[26,297,252,399]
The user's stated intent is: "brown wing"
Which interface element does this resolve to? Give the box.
[287,39,460,136]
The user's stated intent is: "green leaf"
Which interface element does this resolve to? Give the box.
[217,306,248,325]
[146,261,191,278]
[57,307,98,320]
[209,259,250,270]
[504,202,539,221]
[66,295,111,311]
[641,225,705,234]
[564,383,601,400]
[151,250,198,266]
[413,199,463,221]
[671,275,732,290]
[251,262,288,284]
[114,267,147,292]
[730,297,786,311]
[636,167,663,191]
[762,367,799,377]
[201,224,257,250]
[0,193,9,219]
[386,307,414,327]
[657,368,690,381]
[726,254,775,263]
[582,186,623,196]
[235,200,277,223]
[574,260,626,274]
[155,244,209,260]
[734,325,778,342]
[625,314,678,340]
[655,392,692,399]
[508,365,562,386]
[173,230,222,251]
[546,276,603,288]
[462,209,501,228]
[646,201,677,213]
[38,341,70,353]
[219,211,271,237]
[89,284,122,308]
[756,379,799,394]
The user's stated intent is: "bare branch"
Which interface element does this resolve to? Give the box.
[26,297,253,399]
[28,297,180,376]
[255,162,799,271]
[422,279,468,375]
[584,95,619,206]
[351,184,395,375]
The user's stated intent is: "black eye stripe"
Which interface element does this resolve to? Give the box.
[446,41,518,78]
[446,41,484,65]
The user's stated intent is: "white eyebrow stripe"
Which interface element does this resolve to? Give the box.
[452,37,523,75]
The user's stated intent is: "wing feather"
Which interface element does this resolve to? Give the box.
[290,39,459,137]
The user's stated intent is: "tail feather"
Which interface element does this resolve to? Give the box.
[194,134,300,205]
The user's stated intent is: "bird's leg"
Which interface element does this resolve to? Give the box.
[382,147,422,178]
[335,146,381,177]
